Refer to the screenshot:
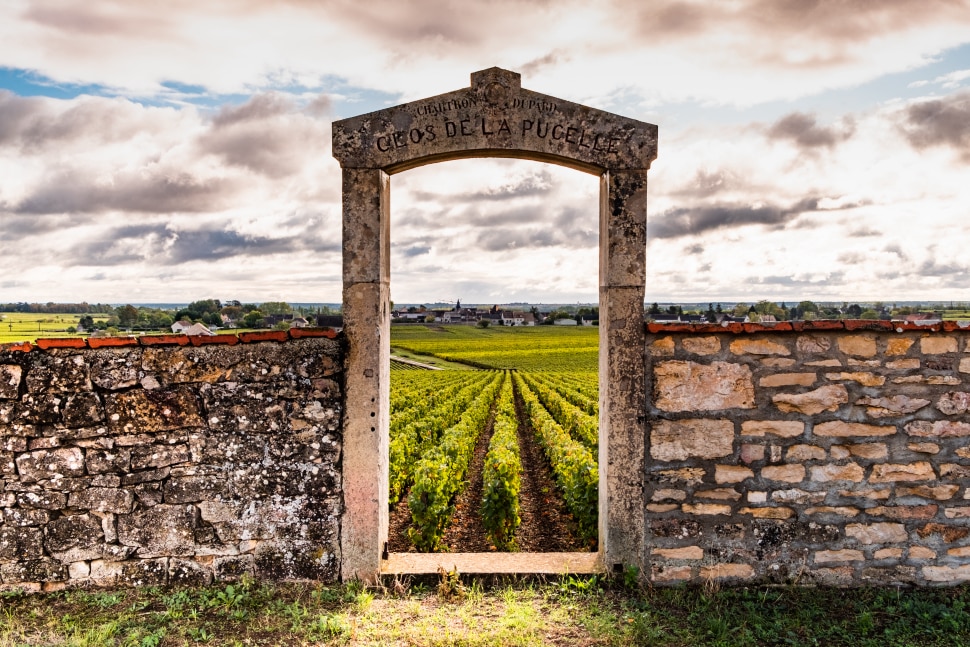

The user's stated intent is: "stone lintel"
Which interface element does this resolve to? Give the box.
[332,68,658,174]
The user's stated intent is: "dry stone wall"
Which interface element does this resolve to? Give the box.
[0,331,343,592]
[646,322,970,586]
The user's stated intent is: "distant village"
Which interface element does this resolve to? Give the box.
[390,300,597,327]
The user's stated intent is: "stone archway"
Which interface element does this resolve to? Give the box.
[333,68,658,582]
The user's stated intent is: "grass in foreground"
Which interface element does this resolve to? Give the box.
[2,574,970,646]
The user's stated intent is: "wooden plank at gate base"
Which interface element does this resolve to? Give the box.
[382,552,602,575]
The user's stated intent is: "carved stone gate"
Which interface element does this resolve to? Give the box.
[333,68,658,581]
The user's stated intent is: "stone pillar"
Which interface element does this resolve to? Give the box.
[598,169,648,573]
[340,167,391,582]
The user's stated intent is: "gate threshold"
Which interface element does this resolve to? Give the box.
[382,552,601,575]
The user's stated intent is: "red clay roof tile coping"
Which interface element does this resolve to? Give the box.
[0,328,339,353]
[645,320,970,335]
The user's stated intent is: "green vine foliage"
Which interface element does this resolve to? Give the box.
[519,372,598,451]
[407,372,504,551]
[481,374,521,550]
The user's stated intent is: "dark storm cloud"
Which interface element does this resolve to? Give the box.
[63,222,339,266]
[648,198,822,239]
[766,112,854,148]
[14,170,240,214]
[902,92,970,161]
[473,205,596,251]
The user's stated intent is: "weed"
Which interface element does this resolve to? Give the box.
[437,566,466,600]
[307,613,350,640]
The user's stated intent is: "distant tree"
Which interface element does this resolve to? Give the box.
[78,315,95,331]
[706,303,716,323]
[260,301,292,316]
[847,304,864,318]
[243,310,263,328]
[202,312,222,327]
[221,305,243,321]
[716,303,723,314]
[116,304,139,327]
[424,314,436,323]
[477,319,490,328]
[732,303,750,317]
[66,326,77,334]
[860,309,879,320]
[186,299,222,318]
[648,302,661,315]
[273,321,290,331]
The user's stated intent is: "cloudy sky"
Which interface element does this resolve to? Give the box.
[2,0,970,306]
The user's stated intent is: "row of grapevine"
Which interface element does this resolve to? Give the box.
[480,374,521,550]
[519,372,598,451]
[513,372,599,541]
[407,372,505,551]
[388,371,497,505]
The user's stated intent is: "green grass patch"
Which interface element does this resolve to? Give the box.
[3,577,968,646]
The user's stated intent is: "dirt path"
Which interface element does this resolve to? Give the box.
[510,375,586,552]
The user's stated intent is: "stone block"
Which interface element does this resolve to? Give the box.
[695,488,741,501]
[741,420,804,438]
[0,365,21,399]
[46,514,104,561]
[911,547,937,559]
[937,391,970,415]
[648,337,674,357]
[740,443,765,463]
[646,504,678,513]
[857,395,930,418]
[650,419,734,461]
[656,467,706,484]
[948,547,970,557]
[806,359,841,367]
[941,464,970,479]
[868,505,938,520]
[3,508,50,526]
[830,443,888,460]
[898,485,959,500]
[838,335,876,357]
[104,386,204,434]
[652,565,692,583]
[759,373,817,388]
[921,336,958,354]
[682,503,731,515]
[804,506,860,517]
[748,491,767,503]
[906,420,970,438]
[681,336,720,355]
[874,548,903,559]
[886,358,920,369]
[68,487,135,514]
[870,462,935,483]
[814,421,894,437]
[130,443,190,470]
[1,559,68,583]
[945,507,970,519]
[761,464,805,483]
[886,338,914,356]
[654,361,754,412]
[740,506,793,519]
[653,546,703,560]
[771,489,825,504]
[825,372,885,386]
[650,488,687,502]
[918,523,969,541]
[729,339,790,356]
[810,463,864,482]
[25,355,91,393]
[700,563,754,580]
[715,465,753,483]
[786,444,826,462]
[85,448,131,474]
[15,447,85,482]
[169,558,213,586]
[773,385,848,415]
[907,442,940,454]
[0,526,44,560]
[796,335,831,354]
[815,549,864,563]
[761,358,796,368]
[846,523,907,544]
[117,504,197,557]
[923,565,970,583]
[961,357,970,374]
[17,490,68,510]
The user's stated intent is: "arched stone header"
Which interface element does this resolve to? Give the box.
[334,68,657,582]
[333,67,657,174]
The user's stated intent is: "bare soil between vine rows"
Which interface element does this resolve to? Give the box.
[387,374,588,553]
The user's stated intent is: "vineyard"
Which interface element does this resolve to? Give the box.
[388,325,600,552]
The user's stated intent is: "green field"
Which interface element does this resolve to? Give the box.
[0,313,110,345]
[391,324,598,371]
